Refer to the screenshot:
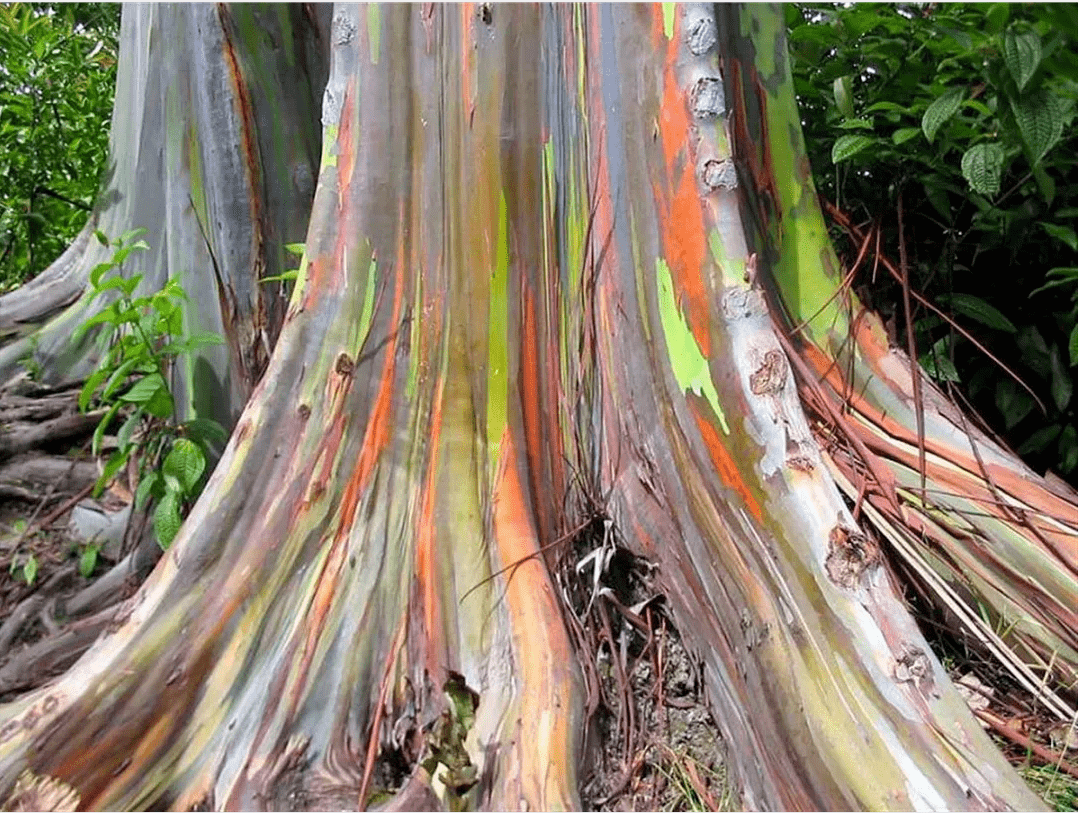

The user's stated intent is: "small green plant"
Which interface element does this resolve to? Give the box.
[74,229,226,548]
[8,552,37,587]
[258,242,305,285]
[18,335,43,381]
[77,542,99,578]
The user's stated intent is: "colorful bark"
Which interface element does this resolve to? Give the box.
[0,4,1060,812]
[719,3,1078,715]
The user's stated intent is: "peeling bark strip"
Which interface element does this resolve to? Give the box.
[0,4,1059,812]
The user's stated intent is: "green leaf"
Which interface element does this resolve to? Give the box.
[1051,346,1072,411]
[996,379,1035,430]
[163,438,206,493]
[1004,29,1041,91]
[79,545,98,578]
[837,118,874,130]
[79,367,110,411]
[962,99,994,118]
[89,261,114,287]
[834,75,855,119]
[96,449,128,495]
[1033,166,1056,206]
[144,385,174,419]
[1059,425,1078,474]
[1011,90,1064,164]
[118,373,166,405]
[939,293,1016,333]
[153,490,182,549]
[185,331,224,349]
[1042,223,1078,252]
[831,134,873,164]
[1030,268,1078,297]
[119,274,143,297]
[111,245,134,267]
[23,554,37,587]
[284,242,306,256]
[922,87,965,144]
[1069,325,1078,367]
[92,401,123,458]
[1017,424,1062,455]
[986,4,1010,33]
[259,269,299,285]
[182,417,228,446]
[101,356,144,401]
[960,143,1005,197]
[119,227,147,244]
[892,127,921,145]
[135,471,160,511]
[864,101,907,115]
[920,337,960,383]
[116,409,141,451]
[444,673,478,732]
[923,181,952,222]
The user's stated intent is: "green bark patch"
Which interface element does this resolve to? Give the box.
[656,258,729,434]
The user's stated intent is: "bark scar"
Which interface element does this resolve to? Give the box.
[824,520,881,590]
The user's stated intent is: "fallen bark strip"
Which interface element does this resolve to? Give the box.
[974,708,1078,781]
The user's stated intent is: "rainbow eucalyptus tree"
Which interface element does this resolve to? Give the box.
[0,3,1073,811]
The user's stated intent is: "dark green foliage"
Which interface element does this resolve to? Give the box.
[790,3,1078,480]
[0,3,120,291]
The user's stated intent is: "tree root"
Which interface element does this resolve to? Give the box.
[0,412,102,462]
[0,511,158,699]
[0,566,76,656]
[0,456,97,500]
[0,609,112,698]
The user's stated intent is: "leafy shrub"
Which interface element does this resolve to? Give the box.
[789,3,1078,479]
[75,230,225,548]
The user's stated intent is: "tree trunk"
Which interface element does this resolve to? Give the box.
[0,4,1068,811]
[0,3,331,429]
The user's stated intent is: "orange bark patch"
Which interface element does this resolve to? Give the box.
[493,428,579,805]
[415,375,446,676]
[657,55,710,354]
[689,397,762,521]
[337,81,357,197]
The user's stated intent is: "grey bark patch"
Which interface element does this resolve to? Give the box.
[690,77,725,119]
[721,287,767,320]
[893,645,933,691]
[687,15,717,55]
[332,11,356,45]
[701,158,737,190]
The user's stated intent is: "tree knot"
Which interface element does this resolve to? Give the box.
[335,353,354,376]
[824,521,881,590]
